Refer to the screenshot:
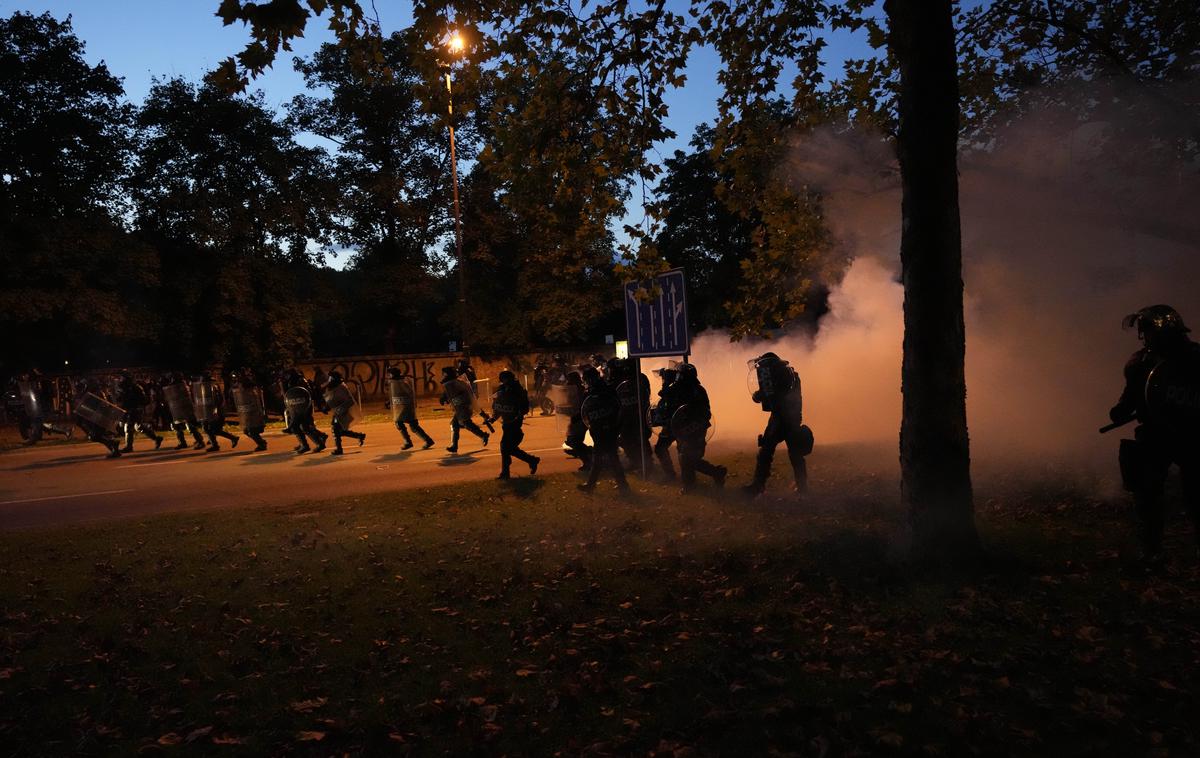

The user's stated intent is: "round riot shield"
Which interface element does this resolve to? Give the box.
[17,381,42,419]
[75,393,125,435]
[549,383,581,417]
[388,378,413,422]
[162,383,194,423]
[669,403,712,445]
[284,386,314,424]
[232,386,265,431]
[325,384,355,427]
[191,380,217,422]
[1145,356,1200,432]
[581,391,620,432]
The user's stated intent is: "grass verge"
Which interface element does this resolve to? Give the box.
[1,448,1198,755]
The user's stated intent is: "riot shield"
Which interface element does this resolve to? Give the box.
[162,383,194,423]
[17,381,42,419]
[324,384,355,427]
[233,386,265,431]
[581,392,620,432]
[670,403,712,447]
[444,379,475,421]
[1145,356,1200,432]
[615,379,649,428]
[285,386,314,425]
[389,378,414,422]
[191,380,218,422]
[74,393,124,435]
[548,383,581,417]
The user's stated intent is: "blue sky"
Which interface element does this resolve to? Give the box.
[4,1,873,264]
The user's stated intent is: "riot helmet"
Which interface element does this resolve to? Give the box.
[678,363,698,382]
[387,366,403,380]
[498,370,516,385]
[1124,305,1190,350]
[581,365,603,389]
[565,371,583,387]
[326,370,344,388]
[440,366,458,383]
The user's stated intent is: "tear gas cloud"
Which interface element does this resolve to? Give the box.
[652,97,1200,472]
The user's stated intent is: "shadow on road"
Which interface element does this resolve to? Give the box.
[240,451,306,465]
[13,453,115,470]
[298,452,361,466]
[437,453,482,467]
[372,452,414,463]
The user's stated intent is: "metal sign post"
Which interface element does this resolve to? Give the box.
[624,269,690,480]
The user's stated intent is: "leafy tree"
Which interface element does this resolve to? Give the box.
[130,78,336,368]
[289,31,452,354]
[0,12,159,371]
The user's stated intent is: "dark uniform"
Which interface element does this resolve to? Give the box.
[11,373,71,445]
[1109,305,1200,564]
[387,366,434,450]
[577,367,629,493]
[117,372,164,452]
[161,373,206,450]
[324,370,366,455]
[662,364,726,493]
[560,371,592,468]
[485,370,541,479]
[231,369,268,451]
[652,367,680,480]
[283,369,327,454]
[458,358,495,433]
[71,380,124,458]
[610,358,653,473]
[193,374,238,452]
[440,366,489,453]
[744,352,813,495]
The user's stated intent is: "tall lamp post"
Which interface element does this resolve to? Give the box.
[444,32,467,354]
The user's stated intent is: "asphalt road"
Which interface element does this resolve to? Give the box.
[0,413,590,530]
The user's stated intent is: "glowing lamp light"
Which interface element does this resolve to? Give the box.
[448,32,465,54]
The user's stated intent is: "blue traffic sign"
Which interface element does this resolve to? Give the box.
[623,269,689,357]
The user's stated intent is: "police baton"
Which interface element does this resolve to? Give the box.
[1099,417,1135,434]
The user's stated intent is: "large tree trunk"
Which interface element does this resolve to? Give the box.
[885,0,979,562]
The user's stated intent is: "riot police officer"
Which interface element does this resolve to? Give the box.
[577,366,629,493]
[651,367,680,480]
[1109,305,1200,565]
[561,371,592,468]
[743,352,813,496]
[484,370,541,479]
[457,358,495,433]
[71,379,125,458]
[324,370,366,455]
[283,368,327,454]
[117,371,164,452]
[161,372,206,450]
[11,372,71,445]
[231,369,269,451]
[192,372,239,452]
[387,366,434,450]
[440,366,489,453]
[610,358,653,473]
[661,363,726,493]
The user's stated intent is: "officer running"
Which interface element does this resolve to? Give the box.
[483,370,541,479]
[662,363,726,493]
[116,371,164,452]
[323,371,366,455]
[387,366,434,450]
[440,366,489,453]
[193,372,238,452]
[282,368,327,454]
[743,352,813,496]
[231,369,269,451]
[577,366,629,494]
[1108,305,1200,566]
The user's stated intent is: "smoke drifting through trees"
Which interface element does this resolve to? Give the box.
[669,94,1200,471]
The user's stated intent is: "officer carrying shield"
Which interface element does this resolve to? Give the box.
[560,371,592,469]
[71,379,125,458]
[651,366,680,480]
[387,366,434,450]
[440,366,489,454]
[457,358,495,434]
[193,372,239,452]
[483,370,541,479]
[283,369,327,454]
[1108,305,1200,565]
[610,357,653,473]
[743,352,813,496]
[117,371,164,452]
[662,363,726,493]
[323,371,366,455]
[577,366,629,493]
[231,369,269,451]
[12,371,71,445]
[161,372,206,450]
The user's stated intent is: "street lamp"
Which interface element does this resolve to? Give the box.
[445,31,467,353]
